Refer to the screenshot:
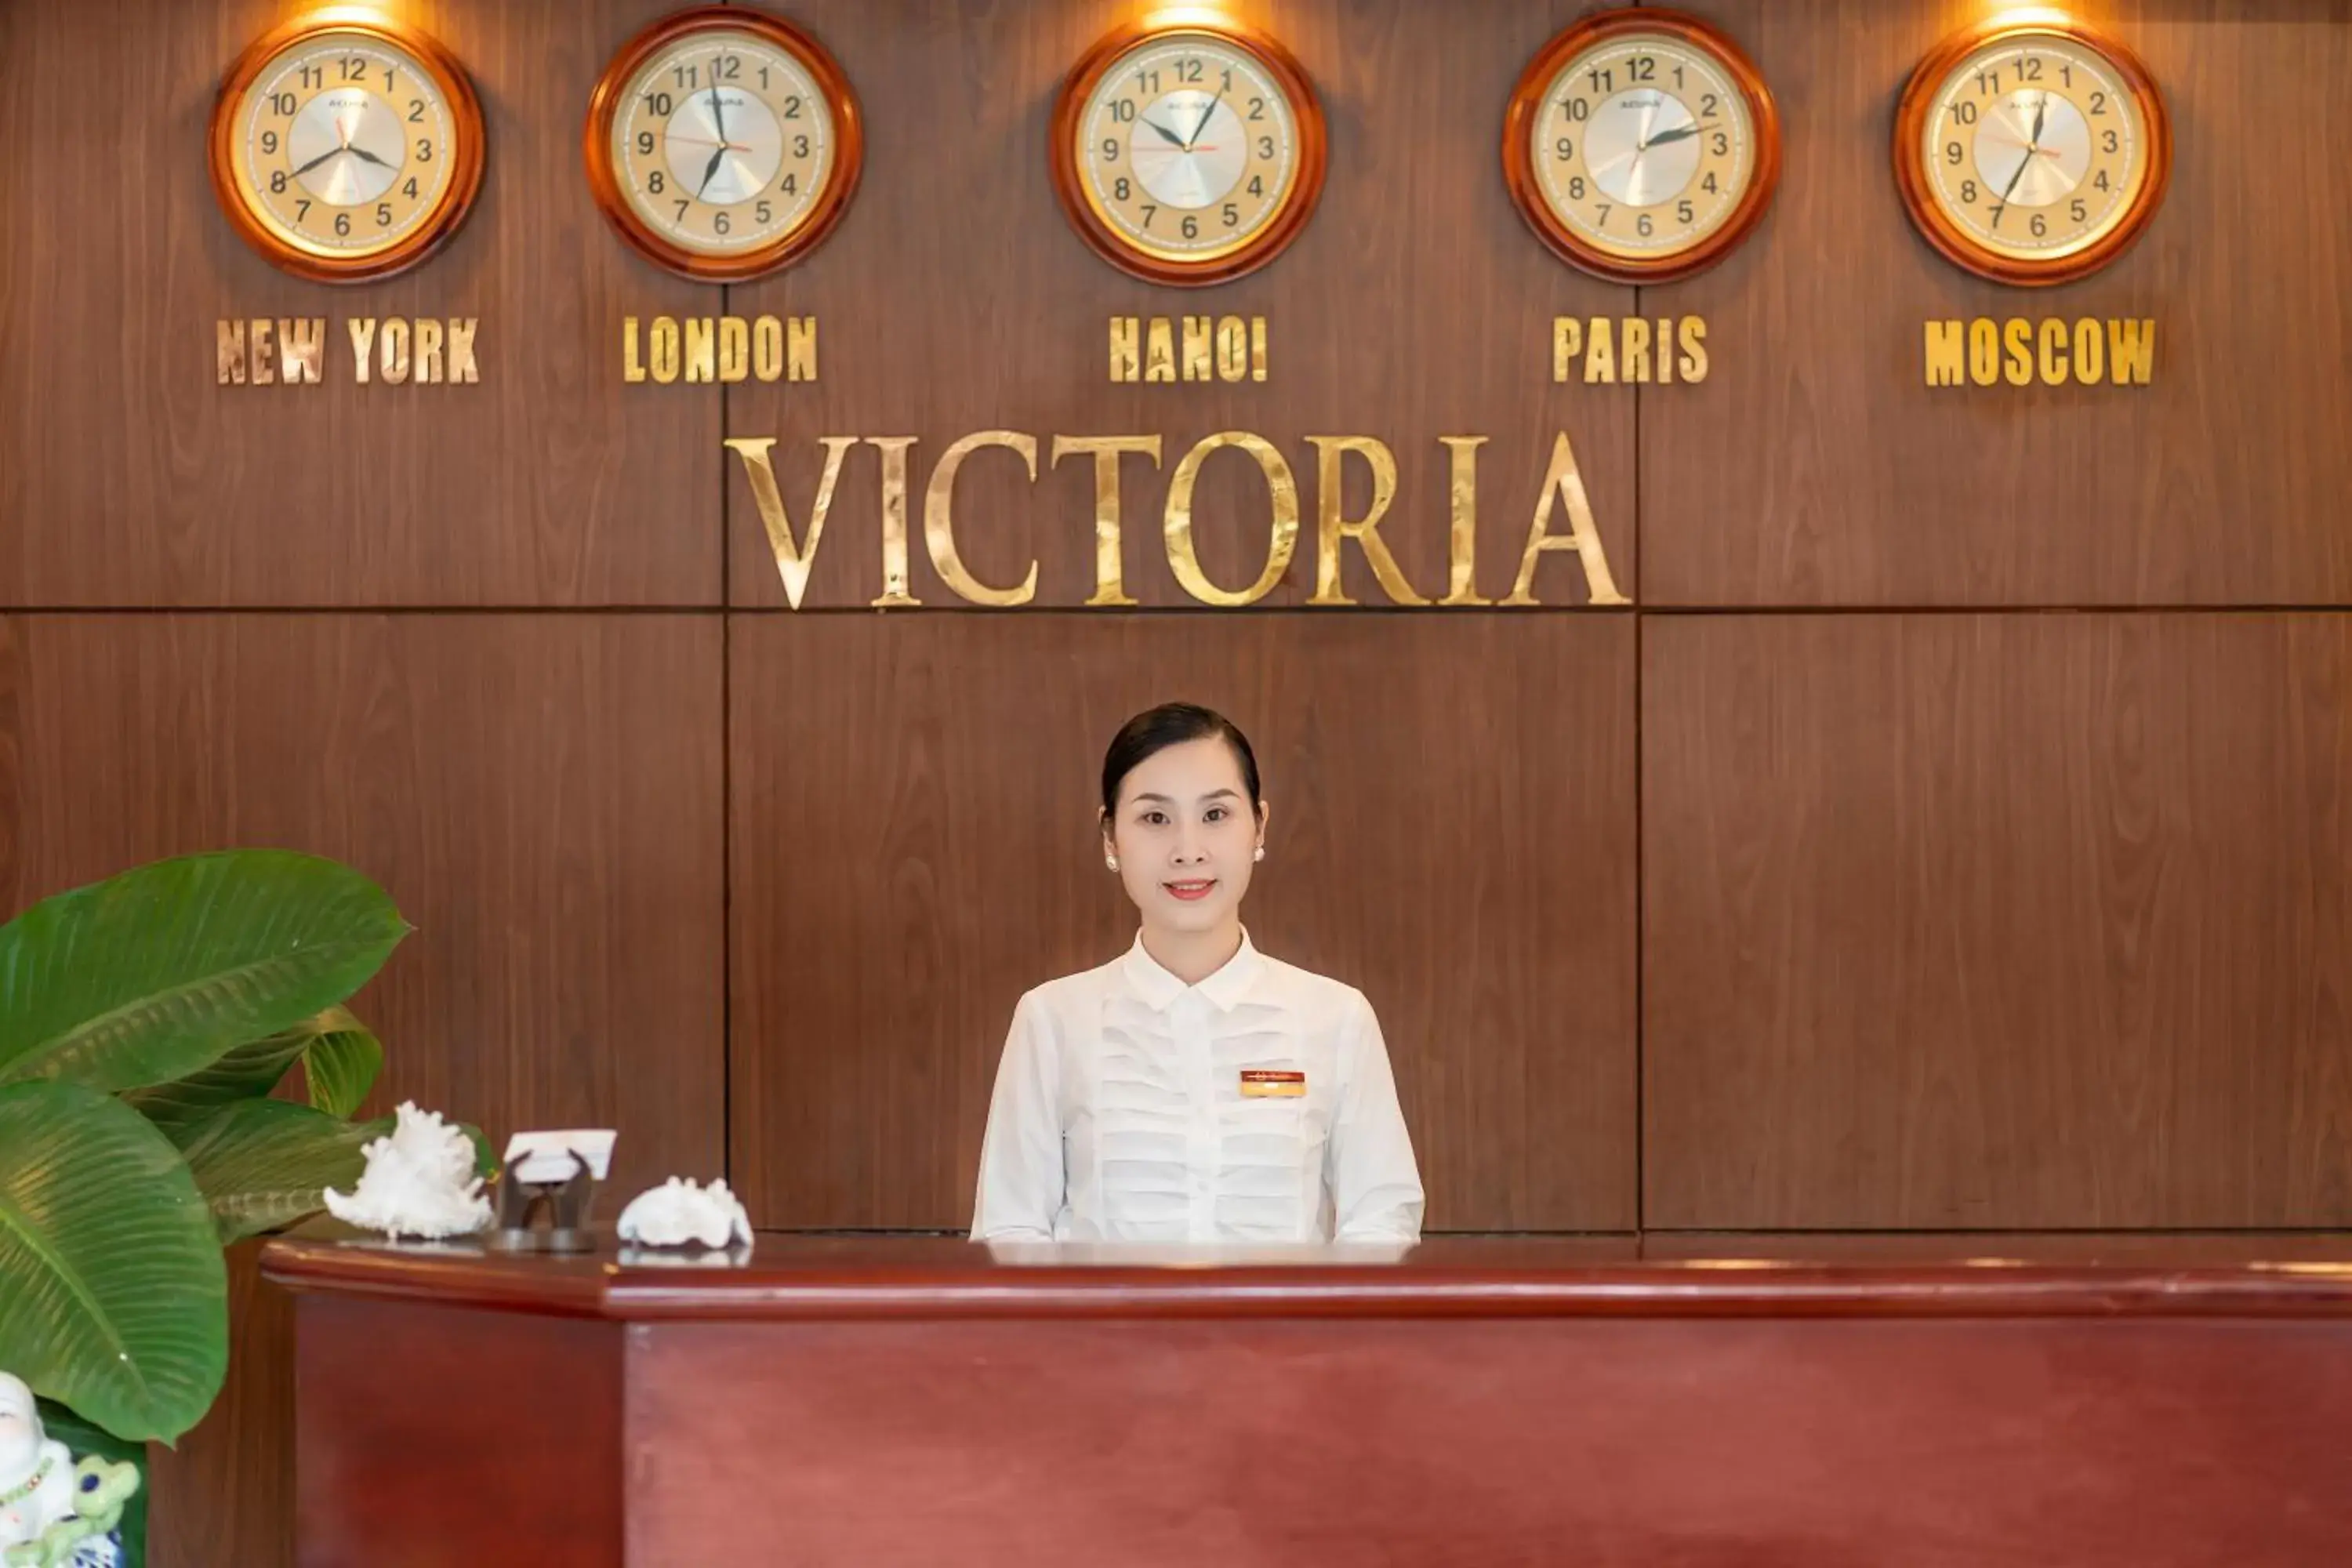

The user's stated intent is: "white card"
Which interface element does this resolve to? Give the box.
[503,1128,617,1184]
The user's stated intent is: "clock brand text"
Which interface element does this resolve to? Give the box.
[723,428,1625,611]
[215,318,481,387]
[1924,318,2157,388]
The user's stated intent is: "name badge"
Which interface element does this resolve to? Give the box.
[1240,1069,1305,1098]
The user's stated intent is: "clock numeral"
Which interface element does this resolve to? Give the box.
[760,67,770,89]
[1112,99,1135,122]
[793,134,811,158]
[1114,176,1131,199]
[1947,140,1964,165]
[1221,67,1232,91]
[1637,212,1654,237]
[295,199,310,220]
[2031,212,2048,238]
[1181,214,1199,239]
[2090,91,2108,114]
[1555,136,1573,162]
[1141,203,1157,228]
[1136,69,1161,93]
[1677,198,1694,223]
[645,91,673,115]
[1222,202,1238,227]
[1710,130,1728,154]
[1102,137,1120,161]
[376,201,392,227]
[1567,176,1587,199]
[1561,97,1590,122]
[270,170,287,193]
[2018,56,2043,82]
[1976,69,1999,95]
[342,56,365,81]
[1255,135,1273,158]
[384,67,395,93]
[2095,169,2112,191]
[1595,201,1612,228]
[716,55,742,80]
[714,211,731,235]
[779,173,798,195]
[676,198,691,220]
[1630,56,1656,82]
[1962,179,1980,202]
[2062,64,2074,85]
[1248,98,1265,120]
[271,91,298,114]
[298,66,320,89]
[1588,67,1613,93]
[408,100,425,122]
[674,63,699,88]
[2101,128,2119,153]
[1951,100,1978,124]
[260,130,278,154]
[2071,197,2087,221]
[648,170,665,194]
[334,212,350,236]
[1702,93,1719,118]
[783,96,803,119]
[416,138,433,161]
[757,198,773,223]
[1702,172,1719,194]
[403,177,419,198]
[1178,58,1203,82]
[637,131,657,154]
[1989,201,2005,229]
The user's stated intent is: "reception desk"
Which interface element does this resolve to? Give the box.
[259,1232,2352,1566]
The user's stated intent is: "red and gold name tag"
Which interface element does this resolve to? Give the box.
[1240,1069,1306,1098]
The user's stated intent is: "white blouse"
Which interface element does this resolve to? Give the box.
[970,933,1425,1244]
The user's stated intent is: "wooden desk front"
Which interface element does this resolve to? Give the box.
[260,1233,2352,1566]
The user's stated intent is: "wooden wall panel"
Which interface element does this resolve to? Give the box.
[729,614,1638,1232]
[143,1242,294,1568]
[723,0,1638,611]
[0,613,727,1200]
[1641,0,2352,607]
[0,0,721,606]
[1642,613,2352,1229]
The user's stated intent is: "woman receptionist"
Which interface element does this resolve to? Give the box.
[971,703,1425,1244]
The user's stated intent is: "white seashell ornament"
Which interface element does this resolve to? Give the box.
[615,1177,753,1250]
[323,1102,493,1241]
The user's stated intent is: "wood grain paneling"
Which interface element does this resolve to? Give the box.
[723,0,1639,610]
[0,613,726,1200]
[729,613,1637,1232]
[143,1243,293,1568]
[1642,1,2352,606]
[0,0,721,606]
[1642,613,2352,1229]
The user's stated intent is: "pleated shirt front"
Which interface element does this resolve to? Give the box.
[969,934,1425,1244]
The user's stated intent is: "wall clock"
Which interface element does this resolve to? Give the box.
[1051,13,1327,287]
[1502,9,1780,285]
[1894,14,2169,286]
[586,6,862,281]
[209,9,486,283]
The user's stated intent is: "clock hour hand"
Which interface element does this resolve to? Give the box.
[1640,122,1701,151]
[346,143,396,171]
[699,145,726,198]
[1139,114,1188,151]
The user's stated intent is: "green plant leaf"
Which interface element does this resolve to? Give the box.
[0,1081,227,1444]
[0,850,410,1094]
[301,1011,383,1118]
[121,1006,383,1136]
[169,1099,394,1243]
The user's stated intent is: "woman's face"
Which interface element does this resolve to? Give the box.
[1105,736,1265,937]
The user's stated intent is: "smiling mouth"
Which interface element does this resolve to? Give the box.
[1163,879,1217,902]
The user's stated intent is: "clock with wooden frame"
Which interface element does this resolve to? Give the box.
[209,8,486,283]
[585,5,864,281]
[1894,13,2171,287]
[1503,9,1781,284]
[1051,12,1328,287]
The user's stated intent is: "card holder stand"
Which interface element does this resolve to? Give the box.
[486,1149,600,1254]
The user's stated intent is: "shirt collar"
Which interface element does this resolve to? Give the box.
[1120,929,1265,1013]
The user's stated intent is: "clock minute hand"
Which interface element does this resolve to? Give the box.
[1641,122,1701,150]
[1185,89,1225,151]
[289,143,347,178]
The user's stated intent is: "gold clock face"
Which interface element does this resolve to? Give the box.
[1897,20,2169,285]
[1504,13,1780,283]
[1054,20,1327,285]
[210,16,483,281]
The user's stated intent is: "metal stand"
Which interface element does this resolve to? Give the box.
[486,1149,599,1254]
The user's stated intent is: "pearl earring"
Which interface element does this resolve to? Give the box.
[1105,855,1119,871]
[1254,846,1265,862]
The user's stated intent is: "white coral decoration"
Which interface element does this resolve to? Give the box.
[322,1102,492,1240]
[616,1177,752,1249]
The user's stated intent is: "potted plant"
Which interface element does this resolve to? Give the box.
[0,850,474,1567]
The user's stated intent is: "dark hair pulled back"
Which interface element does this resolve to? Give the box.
[1099,703,1262,818]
